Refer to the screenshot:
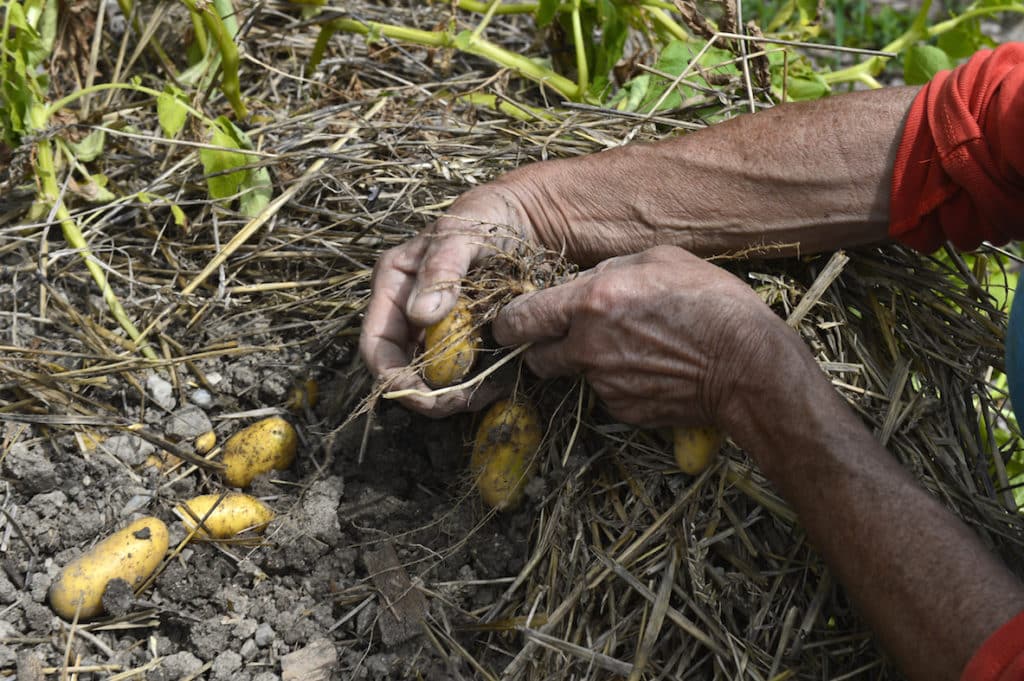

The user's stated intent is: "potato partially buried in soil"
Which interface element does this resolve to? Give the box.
[471,398,543,510]
[673,426,724,475]
[422,296,480,387]
[174,492,275,539]
[48,516,169,621]
[221,416,297,488]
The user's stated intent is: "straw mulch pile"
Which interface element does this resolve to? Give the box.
[2,2,1023,680]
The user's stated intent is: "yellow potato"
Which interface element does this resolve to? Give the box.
[48,517,169,621]
[422,297,479,387]
[194,430,217,455]
[673,426,724,475]
[471,398,543,510]
[286,378,319,412]
[174,493,274,539]
[221,416,297,488]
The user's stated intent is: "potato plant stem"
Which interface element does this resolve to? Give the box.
[181,0,247,118]
[331,18,581,101]
[823,4,1024,87]
[34,141,158,361]
[571,0,589,95]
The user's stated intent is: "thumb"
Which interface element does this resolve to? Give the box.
[407,236,479,326]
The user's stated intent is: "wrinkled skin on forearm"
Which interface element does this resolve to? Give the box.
[360,87,918,416]
[493,247,1024,681]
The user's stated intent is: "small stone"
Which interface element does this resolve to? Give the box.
[121,494,153,516]
[166,406,213,440]
[212,650,243,679]
[101,434,155,467]
[146,373,176,411]
[240,638,259,660]
[190,388,214,408]
[254,622,275,648]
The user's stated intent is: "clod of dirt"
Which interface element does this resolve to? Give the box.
[300,477,343,544]
[150,651,203,681]
[3,442,58,493]
[254,622,275,647]
[99,434,155,467]
[165,405,213,440]
[211,650,243,679]
[101,577,134,617]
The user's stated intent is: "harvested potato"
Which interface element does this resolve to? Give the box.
[673,426,724,475]
[422,296,479,387]
[194,430,217,455]
[287,378,319,411]
[471,398,543,510]
[221,416,297,488]
[48,517,168,621]
[174,493,274,539]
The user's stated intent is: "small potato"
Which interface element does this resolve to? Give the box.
[422,297,479,387]
[49,517,168,621]
[673,426,724,475]
[221,416,297,488]
[194,430,217,455]
[174,493,274,539]
[286,378,319,412]
[471,398,543,510]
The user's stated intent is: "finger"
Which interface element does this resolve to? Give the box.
[360,240,427,376]
[492,277,587,347]
[521,338,584,379]
[407,227,488,327]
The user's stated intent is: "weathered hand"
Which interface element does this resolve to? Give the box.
[359,184,534,416]
[492,245,792,429]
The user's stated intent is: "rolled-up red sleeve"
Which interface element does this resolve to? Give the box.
[961,611,1024,681]
[889,43,1024,253]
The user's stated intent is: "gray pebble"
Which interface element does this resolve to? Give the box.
[0,569,18,604]
[190,388,214,408]
[146,373,177,411]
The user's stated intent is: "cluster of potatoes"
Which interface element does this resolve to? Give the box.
[49,416,296,621]
[423,296,726,512]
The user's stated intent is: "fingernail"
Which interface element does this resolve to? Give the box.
[410,291,443,319]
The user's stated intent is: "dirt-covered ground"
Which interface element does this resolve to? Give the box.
[4,2,1024,680]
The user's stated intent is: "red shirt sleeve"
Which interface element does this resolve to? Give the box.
[962,610,1024,681]
[889,43,1024,253]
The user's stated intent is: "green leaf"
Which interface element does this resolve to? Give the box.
[157,86,189,137]
[536,0,559,27]
[937,17,990,60]
[200,118,248,200]
[239,166,273,217]
[68,129,105,162]
[904,44,954,85]
[453,29,474,52]
[170,203,188,228]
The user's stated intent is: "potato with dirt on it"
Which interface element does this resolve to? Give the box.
[174,492,274,539]
[673,426,724,475]
[422,296,480,387]
[194,430,217,455]
[221,416,297,488]
[48,516,169,621]
[471,398,543,510]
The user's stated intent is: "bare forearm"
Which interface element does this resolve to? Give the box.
[726,330,1024,680]
[497,87,919,262]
